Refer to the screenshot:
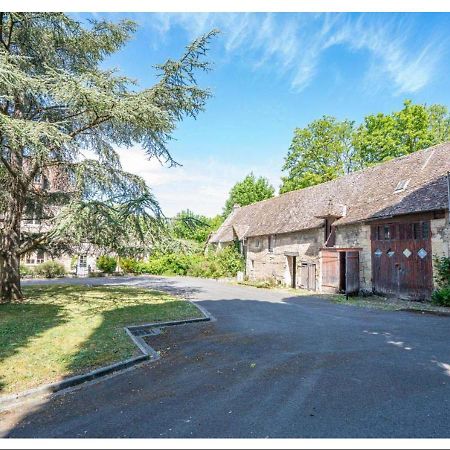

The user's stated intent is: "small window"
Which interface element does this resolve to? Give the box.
[79,255,87,268]
[413,223,420,240]
[268,235,274,253]
[34,174,42,184]
[422,222,430,239]
[250,259,255,270]
[255,239,260,249]
[384,225,391,240]
[25,256,35,265]
[36,250,45,264]
[394,179,410,193]
[376,226,383,240]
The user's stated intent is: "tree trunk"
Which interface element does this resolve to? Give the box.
[0,242,22,302]
[0,182,25,303]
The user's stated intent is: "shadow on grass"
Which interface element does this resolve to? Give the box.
[66,300,201,374]
[0,302,67,393]
[5,294,450,438]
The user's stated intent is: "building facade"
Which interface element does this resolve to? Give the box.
[209,143,450,300]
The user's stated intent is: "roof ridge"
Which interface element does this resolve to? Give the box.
[233,141,450,215]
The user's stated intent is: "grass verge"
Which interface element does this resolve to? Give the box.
[0,284,201,394]
[235,280,450,314]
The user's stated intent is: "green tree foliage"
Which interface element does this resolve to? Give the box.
[280,116,354,193]
[0,13,217,301]
[171,210,223,243]
[223,173,274,217]
[281,100,450,194]
[353,100,450,167]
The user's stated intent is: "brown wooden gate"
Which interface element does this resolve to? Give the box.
[371,220,433,300]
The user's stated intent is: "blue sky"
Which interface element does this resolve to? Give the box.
[77,12,450,217]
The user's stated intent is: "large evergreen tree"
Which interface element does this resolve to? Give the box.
[0,13,217,302]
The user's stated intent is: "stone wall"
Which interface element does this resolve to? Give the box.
[246,222,372,292]
[334,223,372,292]
[245,228,323,287]
[431,213,450,285]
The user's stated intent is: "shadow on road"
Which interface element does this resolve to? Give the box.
[3,285,450,438]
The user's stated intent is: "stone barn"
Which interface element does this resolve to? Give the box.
[208,143,450,300]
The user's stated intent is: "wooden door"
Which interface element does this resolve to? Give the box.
[299,262,316,291]
[371,221,433,300]
[321,250,340,291]
[345,251,360,294]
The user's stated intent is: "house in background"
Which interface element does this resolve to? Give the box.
[208,143,450,300]
[15,165,99,276]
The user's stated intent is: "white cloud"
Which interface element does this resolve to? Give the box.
[115,146,281,217]
[148,12,446,94]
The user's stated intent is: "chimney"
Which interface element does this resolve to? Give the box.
[232,204,241,212]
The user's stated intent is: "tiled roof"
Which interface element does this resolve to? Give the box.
[209,142,450,243]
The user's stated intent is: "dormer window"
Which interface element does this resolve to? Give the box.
[394,179,410,193]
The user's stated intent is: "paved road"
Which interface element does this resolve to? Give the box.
[2,276,450,438]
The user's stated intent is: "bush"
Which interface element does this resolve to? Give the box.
[431,287,450,307]
[33,260,66,278]
[129,246,244,279]
[432,256,450,306]
[96,255,117,274]
[119,257,140,274]
[20,265,34,278]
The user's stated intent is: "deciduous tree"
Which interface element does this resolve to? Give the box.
[280,116,354,193]
[223,173,274,217]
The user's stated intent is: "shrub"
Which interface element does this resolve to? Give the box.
[33,260,66,278]
[131,246,244,279]
[432,256,450,306]
[96,255,117,274]
[119,257,140,274]
[431,287,450,307]
[20,265,34,278]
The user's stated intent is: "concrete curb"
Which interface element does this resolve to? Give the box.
[0,301,214,412]
[399,308,450,317]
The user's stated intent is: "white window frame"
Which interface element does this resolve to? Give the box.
[79,255,88,268]
[36,250,45,264]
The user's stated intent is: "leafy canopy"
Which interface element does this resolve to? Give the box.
[171,209,223,244]
[281,100,450,193]
[280,116,354,193]
[223,172,274,217]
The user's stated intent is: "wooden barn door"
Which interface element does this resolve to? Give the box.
[371,221,433,300]
[299,262,317,291]
[345,251,360,295]
[321,250,340,292]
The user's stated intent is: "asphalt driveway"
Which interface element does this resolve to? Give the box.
[2,275,450,438]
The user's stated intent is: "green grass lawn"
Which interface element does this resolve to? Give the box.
[0,284,201,395]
